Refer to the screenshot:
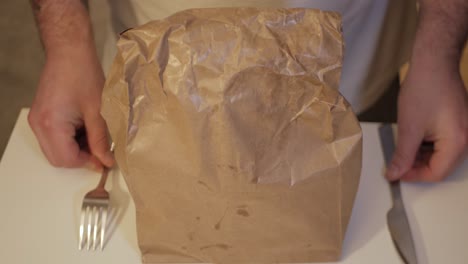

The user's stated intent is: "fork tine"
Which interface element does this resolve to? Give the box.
[92,206,99,251]
[78,206,86,250]
[100,206,108,251]
[79,151,113,252]
[86,206,92,250]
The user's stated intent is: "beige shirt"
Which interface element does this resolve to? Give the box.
[99,0,416,113]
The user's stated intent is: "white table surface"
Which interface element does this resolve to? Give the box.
[1,109,467,264]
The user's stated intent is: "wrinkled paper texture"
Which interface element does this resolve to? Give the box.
[102,8,362,263]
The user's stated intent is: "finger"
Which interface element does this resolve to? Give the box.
[31,128,62,167]
[39,127,92,168]
[386,124,424,181]
[29,112,89,168]
[84,112,114,168]
[28,112,57,165]
[401,138,465,182]
[85,155,105,173]
[49,130,92,168]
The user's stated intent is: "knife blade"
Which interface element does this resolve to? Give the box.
[379,124,418,264]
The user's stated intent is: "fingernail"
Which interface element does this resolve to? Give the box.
[386,164,400,181]
[85,162,102,173]
[104,151,115,166]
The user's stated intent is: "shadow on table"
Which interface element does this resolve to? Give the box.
[104,167,132,249]
[340,165,388,260]
[402,160,468,263]
[339,130,427,263]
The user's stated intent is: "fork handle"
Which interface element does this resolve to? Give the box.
[97,167,110,189]
[96,143,114,189]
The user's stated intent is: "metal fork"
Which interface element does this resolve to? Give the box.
[78,143,114,251]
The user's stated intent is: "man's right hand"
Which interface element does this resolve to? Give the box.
[28,0,114,170]
[28,49,114,171]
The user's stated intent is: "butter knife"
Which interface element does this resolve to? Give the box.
[379,124,418,264]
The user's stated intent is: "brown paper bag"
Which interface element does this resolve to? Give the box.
[102,8,362,263]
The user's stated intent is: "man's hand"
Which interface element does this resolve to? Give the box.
[28,0,113,170]
[28,50,114,170]
[387,0,468,182]
[387,61,468,182]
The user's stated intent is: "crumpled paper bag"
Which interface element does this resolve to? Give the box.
[102,8,362,263]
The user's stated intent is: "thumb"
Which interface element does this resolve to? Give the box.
[386,125,423,181]
[84,112,115,168]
